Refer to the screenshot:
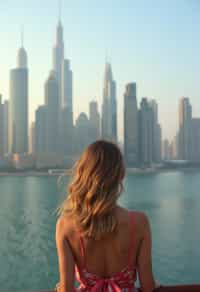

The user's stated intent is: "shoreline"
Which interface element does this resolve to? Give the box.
[1,166,200,177]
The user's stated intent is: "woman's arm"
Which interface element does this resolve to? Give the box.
[55,217,75,292]
[137,213,156,292]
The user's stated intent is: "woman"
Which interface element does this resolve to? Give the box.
[55,140,157,292]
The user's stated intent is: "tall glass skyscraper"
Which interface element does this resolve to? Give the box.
[178,97,192,160]
[44,71,59,153]
[53,19,64,108]
[9,45,28,154]
[124,83,138,166]
[101,63,117,142]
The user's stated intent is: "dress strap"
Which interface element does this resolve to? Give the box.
[79,236,86,268]
[128,211,135,267]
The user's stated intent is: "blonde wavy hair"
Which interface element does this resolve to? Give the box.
[57,140,125,239]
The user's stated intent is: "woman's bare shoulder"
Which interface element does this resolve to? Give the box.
[134,211,149,225]
[56,214,75,238]
[117,206,149,227]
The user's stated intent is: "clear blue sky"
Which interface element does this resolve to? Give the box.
[1,0,200,141]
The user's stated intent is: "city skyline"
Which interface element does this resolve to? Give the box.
[1,1,200,141]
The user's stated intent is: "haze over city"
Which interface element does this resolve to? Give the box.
[1,0,200,141]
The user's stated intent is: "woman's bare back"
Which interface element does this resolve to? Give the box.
[56,205,155,291]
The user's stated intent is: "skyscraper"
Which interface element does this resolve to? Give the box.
[9,44,28,154]
[178,97,192,160]
[162,139,171,160]
[52,6,73,114]
[52,5,74,157]
[3,100,9,155]
[139,98,153,166]
[101,63,117,142]
[190,118,200,162]
[53,18,64,107]
[60,59,74,156]
[29,122,35,154]
[149,99,162,163]
[75,113,90,154]
[0,95,4,155]
[60,106,74,156]
[89,101,100,142]
[124,83,138,166]
[44,71,59,153]
[62,59,73,112]
[35,105,47,154]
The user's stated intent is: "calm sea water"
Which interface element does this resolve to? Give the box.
[0,171,200,292]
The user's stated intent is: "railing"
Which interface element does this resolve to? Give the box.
[30,285,200,292]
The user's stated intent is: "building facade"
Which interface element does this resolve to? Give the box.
[0,95,4,155]
[35,106,47,154]
[101,63,117,142]
[89,101,100,143]
[191,118,200,162]
[44,71,59,153]
[53,20,64,108]
[124,83,139,167]
[178,97,192,160]
[75,113,90,155]
[62,59,73,112]
[29,122,35,154]
[60,106,74,156]
[139,98,153,166]
[9,46,28,154]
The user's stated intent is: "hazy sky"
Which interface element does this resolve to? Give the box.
[1,0,200,141]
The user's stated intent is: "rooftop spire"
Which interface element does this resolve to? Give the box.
[17,26,28,68]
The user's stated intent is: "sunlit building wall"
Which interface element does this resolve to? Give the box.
[139,98,153,166]
[9,46,28,154]
[0,95,4,155]
[101,63,117,142]
[75,113,90,155]
[89,101,100,143]
[124,83,139,166]
[35,106,47,154]
[44,71,59,154]
[191,118,200,162]
[178,97,192,160]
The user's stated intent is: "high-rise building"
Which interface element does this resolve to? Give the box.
[60,106,74,156]
[191,118,200,162]
[149,99,162,163]
[60,59,74,156]
[0,95,4,155]
[171,134,179,160]
[9,44,28,154]
[101,63,117,142]
[139,98,153,166]
[29,122,35,154]
[53,18,64,107]
[124,83,138,166]
[35,106,47,154]
[52,9,73,114]
[75,113,90,154]
[62,59,73,112]
[89,101,100,143]
[162,139,171,160]
[3,100,9,154]
[178,97,192,160]
[44,71,59,153]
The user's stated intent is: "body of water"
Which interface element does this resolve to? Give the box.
[0,171,200,291]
